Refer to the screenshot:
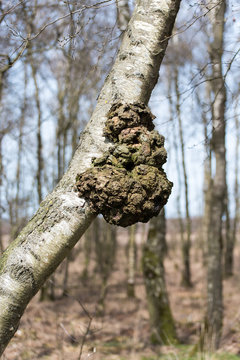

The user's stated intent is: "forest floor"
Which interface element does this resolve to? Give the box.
[2,223,240,360]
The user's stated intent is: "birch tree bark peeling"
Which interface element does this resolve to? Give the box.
[0,0,181,354]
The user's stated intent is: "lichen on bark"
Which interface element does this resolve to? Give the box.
[75,102,172,227]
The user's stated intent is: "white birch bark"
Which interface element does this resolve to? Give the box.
[0,0,181,354]
[206,0,226,349]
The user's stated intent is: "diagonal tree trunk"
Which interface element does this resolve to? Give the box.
[0,0,181,354]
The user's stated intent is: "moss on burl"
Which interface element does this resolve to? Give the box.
[75,102,173,227]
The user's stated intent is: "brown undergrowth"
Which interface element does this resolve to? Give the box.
[2,223,240,359]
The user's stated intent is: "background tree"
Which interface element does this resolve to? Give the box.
[224,97,240,277]
[126,224,137,298]
[206,0,227,349]
[142,209,177,345]
[94,218,117,315]
[164,35,193,288]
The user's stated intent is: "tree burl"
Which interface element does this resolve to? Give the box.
[75,103,173,227]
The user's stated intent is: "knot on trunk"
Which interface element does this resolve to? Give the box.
[75,103,173,227]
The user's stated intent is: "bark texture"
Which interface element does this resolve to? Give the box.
[206,0,226,349]
[224,104,239,277]
[94,219,117,315]
[127,224,136,297]
[142,210,177,345]
[76,102,172,227]
[0,0,181,354]
[0,136,3,253]
[201,84,212,267]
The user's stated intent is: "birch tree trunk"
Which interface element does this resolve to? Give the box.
[174,67,192,287]
[167,72,185,269]
[206,0,226,349]
[198,85,212,267]
[95,220,117,316]
[0,136,3,253]
[127,224,136,297]
[82,221,93,281]
[224,104,239,277]
[27,4,44,206]
[0,0,181,354]
[142,210,177,344]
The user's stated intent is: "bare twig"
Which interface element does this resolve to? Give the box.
[166,1,222,44]
[28,0,114,42]
[0,0,114,75]
[59,323,78,344]
[76,297,93,360]
[0,0,29,24]
[0,38,29,74]
[223,47,240,82]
